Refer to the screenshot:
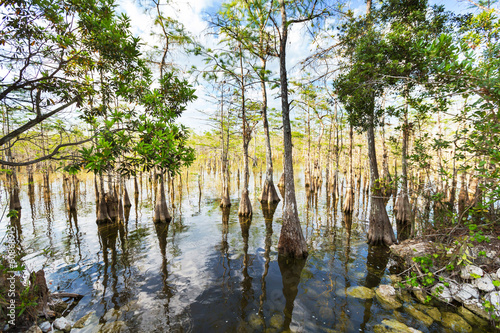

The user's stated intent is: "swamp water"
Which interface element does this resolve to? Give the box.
[0,168,490,332]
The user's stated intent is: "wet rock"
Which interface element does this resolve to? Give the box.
[463,299,490,320]
[431,283,452,303]
[373,319,422,333]
[53,317,73,332]
[375,285,402,310]
[413,303,441,322]
[397,290,412,303]
[457,306,488,327]
[269,314,283,328]
[319,306,334,321]
[72,311,95,329]
[460,265,483,280]
[99,321,128,333]
[39,321,52,332]
[404,304,433,326]
[248,313,264,330]
[413,289,428,304]
[475,274,495,292]
[441,312,472,333]
[53,301,69,315]
[485,291,500,316]
[103,308,122,321]
[388,275,402,284]
[449,282,479,302]
[390,241,435,266]
[26,325,43,333]
[346,286,375,299]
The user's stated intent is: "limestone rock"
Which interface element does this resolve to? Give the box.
[269,314,283,328]
[103,308,122,322]
[475,274,495,292]
[441,312,472,333]
[412,289,428,304]
[431,283,452,303]
[26,325,43,333]
[72,311,95,329]
[449,282,479,302]
[463,299,490,320]
[53,317,73,332]
[248,313,265,330]
[413,303,441,322]
[376,285,402,310]
[99,321,128,333]
[397,290,412,303]
[39,322,52,333]
[346,286,375,299]
[485,291,500,316]
[460,265,484,280]
[375,319,423,333]
[388,275,402,284]
[390,240,435,265]
[457,306,488,327]
[404,304,433,326]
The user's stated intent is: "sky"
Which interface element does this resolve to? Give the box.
[116,0,481,134]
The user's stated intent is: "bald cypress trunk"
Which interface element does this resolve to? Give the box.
[366,116,396,246]
[343,124,354,213]
[259,58,280,205]
[277,0,307,258]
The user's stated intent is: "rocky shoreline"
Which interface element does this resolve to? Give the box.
[386,239,500,332]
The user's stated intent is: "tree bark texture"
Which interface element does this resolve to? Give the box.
[277,0,307,258]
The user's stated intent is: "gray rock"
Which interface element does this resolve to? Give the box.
[431,283,452,303]
[25,325,43,333]
[497,267,500,280]
[53,317,73,332]
[475,275,496,292]
[485,291,500,316]
[460,265,484,280]
[449,282,479,302]
[39,321,52,332]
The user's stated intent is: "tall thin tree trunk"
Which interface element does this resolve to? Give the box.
[259,57,280,205]
[238,44,252,217]
[277,0,307,258]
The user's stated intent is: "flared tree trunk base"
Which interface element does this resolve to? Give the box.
[278,211,308,259]
[367,197,396,246]
[238,191,252,217]
[343,188,355,214]
[96,195,112,224]
[154,178,172,224]
[259,179,281,204]
[220,195,231,208]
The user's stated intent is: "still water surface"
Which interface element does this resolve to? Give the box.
[0,168,488,332]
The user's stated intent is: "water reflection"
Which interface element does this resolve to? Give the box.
[0,169,491,333]
[278,256,306,331]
